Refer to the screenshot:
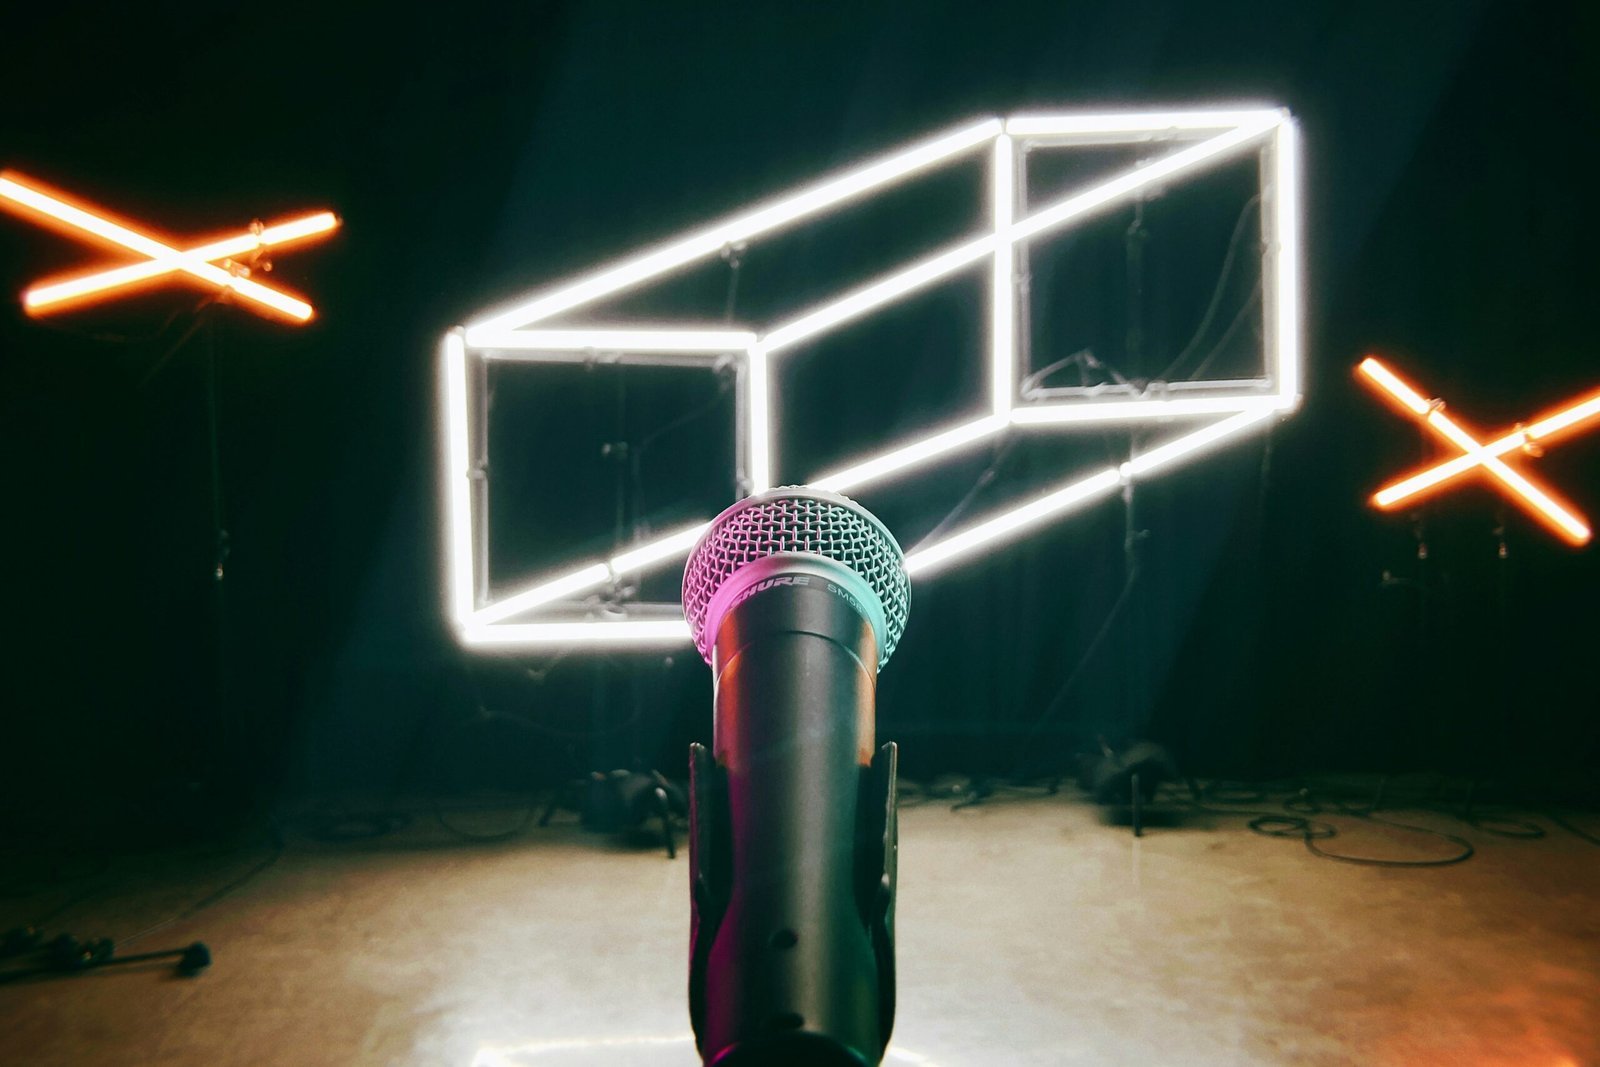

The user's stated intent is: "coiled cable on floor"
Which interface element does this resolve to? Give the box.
[1186,780,1476,868]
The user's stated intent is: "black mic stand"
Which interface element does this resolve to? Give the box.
[687,584,898,1066]
[0,931,210,985]
[133,298,239,819]
[1456,510,1543,835]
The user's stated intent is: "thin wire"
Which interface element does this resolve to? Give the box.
[23,299,196,347]
[1007,573,1138,778]
[907,436,1018,554]
[135,294,222,389]
[1190,781,1476,868]
[1186,279,1262,382]
[118,830,284,949]
[1155,193,1261,382]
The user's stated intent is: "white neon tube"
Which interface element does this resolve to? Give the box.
[472,564,612,626]
[463,327,755,353]
[760,234,996,355]
[991,134,1016,417]
[468,522,710,630]
[812,414,1007,492]
[760,120,1279,362]
[443,108,1304,650]
[905,408,1275,576]
[747,347,773,491]
[1270,118,1302,408]
[461,620,692,647]
[1010,395,1280,425]
[904,469,1123,577]
[1118,406,1276,476]
[1010,118,1278,246]
[608,522,710,573]
[441,333,477,626]
[465,118,1003,335]
[1005,109,1285,136]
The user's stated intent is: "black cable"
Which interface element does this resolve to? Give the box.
[1546,812,1600,846]
[117,828,284,950]
[431,793,541,843]
[1188,780,1476,868]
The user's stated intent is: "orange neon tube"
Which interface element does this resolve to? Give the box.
[0,172,338,323]
[1357,357,1594,546]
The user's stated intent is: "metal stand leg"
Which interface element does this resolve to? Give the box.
[1131,771,1143,838]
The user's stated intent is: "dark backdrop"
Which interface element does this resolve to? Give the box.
[4,1,1597,833]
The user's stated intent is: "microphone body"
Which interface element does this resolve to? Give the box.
[683,490,908,1066]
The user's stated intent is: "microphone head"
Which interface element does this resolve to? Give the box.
[682,486,910,668]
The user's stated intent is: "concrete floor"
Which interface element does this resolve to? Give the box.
[2,789,1596,1067]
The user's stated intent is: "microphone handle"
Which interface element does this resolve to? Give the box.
[690,580,896,1065]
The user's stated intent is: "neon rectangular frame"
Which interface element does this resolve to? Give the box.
[444,108,1302,648]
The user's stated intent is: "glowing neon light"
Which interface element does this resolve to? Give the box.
[903,407,1275,576]
[1269,119,1302,406]
[609,523,712,573]
[445,109,1302,647]
[465,118,1003,335]
[471,522,711,630]
[0,172,338,322]
[1374,392,1600,504]
[460,619,692,648]
[1010,395,1281,425]
[473,564,613,625]
[465,327,755,354]
[1008,116,1278,247]
[441,333,477,625]
[746,345,773,492]
[1005,108,1287,136]
[1358,357,1595,546]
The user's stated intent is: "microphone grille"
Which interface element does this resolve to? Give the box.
[682,487,910,667]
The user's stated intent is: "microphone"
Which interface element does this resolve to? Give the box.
[681,486,910,1066]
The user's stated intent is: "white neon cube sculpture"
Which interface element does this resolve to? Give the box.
[442,108,1302,648]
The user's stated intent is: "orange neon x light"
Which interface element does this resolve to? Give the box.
[1357,356,1600,546]
[0,171,338,323]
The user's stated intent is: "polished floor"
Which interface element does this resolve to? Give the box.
[3,785,1596,1067]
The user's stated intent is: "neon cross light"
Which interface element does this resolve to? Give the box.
[1358,356,1600,546]
[0,171,339,323]
[443,108,1303,648]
